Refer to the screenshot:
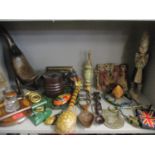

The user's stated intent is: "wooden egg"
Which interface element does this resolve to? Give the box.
[112,85,124,99]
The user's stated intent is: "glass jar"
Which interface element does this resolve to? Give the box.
[102,106,124,129]
[3,91,20,113]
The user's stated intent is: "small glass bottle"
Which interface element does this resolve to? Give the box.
[3,91,20,113]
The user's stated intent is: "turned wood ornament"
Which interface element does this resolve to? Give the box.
[83,51,93,92]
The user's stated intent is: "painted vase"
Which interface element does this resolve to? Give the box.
[83,52,93,92]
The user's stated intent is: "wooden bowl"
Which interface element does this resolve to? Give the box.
[78,111,94,128]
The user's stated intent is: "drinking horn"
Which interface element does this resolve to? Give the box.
[0,28,22,94]
[0,26,38,88]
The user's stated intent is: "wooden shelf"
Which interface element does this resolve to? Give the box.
[0,97,154,134]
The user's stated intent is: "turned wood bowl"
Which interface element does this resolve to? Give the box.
[43,72,65,97]
[78,111,94,128]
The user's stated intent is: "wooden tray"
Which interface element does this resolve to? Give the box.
[0,100,32,126]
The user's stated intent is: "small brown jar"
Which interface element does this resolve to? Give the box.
[43,72,65,97]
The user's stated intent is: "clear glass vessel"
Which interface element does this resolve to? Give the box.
[3,91,20,113]
[102,106,124,129]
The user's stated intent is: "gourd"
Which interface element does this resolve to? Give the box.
[55,80,81,134]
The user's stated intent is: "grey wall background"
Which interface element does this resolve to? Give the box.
[6,30,128,73]
[0,21,131,75]
[0,21,154,104]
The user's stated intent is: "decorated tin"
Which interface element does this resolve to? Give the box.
[53,93,71,106]
[29,108,52,126]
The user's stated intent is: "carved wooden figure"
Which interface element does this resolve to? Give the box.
[129,31,150,103]
[134,31,149,92]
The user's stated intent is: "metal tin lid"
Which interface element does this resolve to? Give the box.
[43,72,63,81]
[5,91,17,98]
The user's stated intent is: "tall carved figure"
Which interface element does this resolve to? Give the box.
[130,31,150,101]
